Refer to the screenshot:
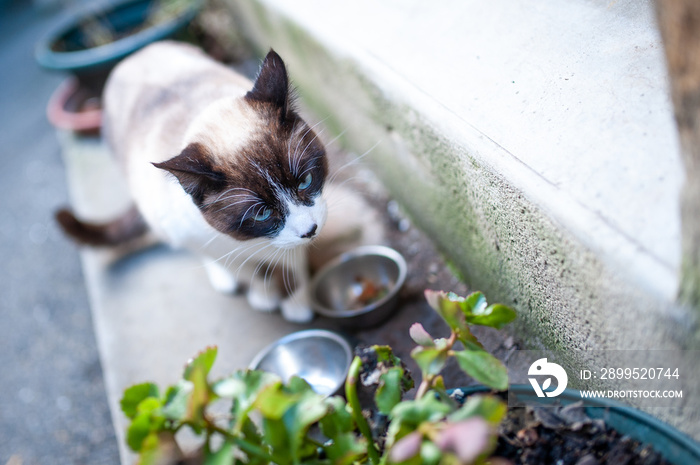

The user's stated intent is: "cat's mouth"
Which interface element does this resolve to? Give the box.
[272,198,327,249]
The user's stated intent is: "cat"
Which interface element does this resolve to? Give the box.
[57,41,332,322]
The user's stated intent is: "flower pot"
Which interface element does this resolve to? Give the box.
[35,0,202,131]
[46,76,102,134]
[459,384,700,465]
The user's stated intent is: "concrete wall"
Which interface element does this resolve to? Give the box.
[216,0,700,436]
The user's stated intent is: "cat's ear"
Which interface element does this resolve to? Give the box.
[153,143,225,205]
[245,49,291,120]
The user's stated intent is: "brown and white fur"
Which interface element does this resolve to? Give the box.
[59,42,331,322]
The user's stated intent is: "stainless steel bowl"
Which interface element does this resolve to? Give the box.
[309,245,407,329]
[248,329,352,396]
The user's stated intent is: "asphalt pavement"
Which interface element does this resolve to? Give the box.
[0,1,120,463]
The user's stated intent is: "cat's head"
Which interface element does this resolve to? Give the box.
[154,50,328,249]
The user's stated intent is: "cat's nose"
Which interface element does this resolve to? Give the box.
[301,224,317,239]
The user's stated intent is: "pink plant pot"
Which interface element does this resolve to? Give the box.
[46,76,102,134]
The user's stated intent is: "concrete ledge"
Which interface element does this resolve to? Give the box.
[220,0,700,436]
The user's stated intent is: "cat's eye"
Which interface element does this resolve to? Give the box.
[253,207,272,222]
[298,173,313,191]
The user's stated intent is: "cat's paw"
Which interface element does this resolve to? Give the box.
[247,289,281,313]
[247,277,281,312]
[203,259,238,294]
[280,297,314,323]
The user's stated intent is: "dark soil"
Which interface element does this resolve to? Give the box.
[492,402,671,465]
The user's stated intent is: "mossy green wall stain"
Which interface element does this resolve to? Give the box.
[224,0,626,351]
[223,0,688,356]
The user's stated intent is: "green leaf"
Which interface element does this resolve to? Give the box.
[136,432,162,465]
[126,398,166,452]
[127,413,152,451]
[162,379,193,421]
[186,367,209,429]
[213,370,281,432]
[465,303,517,329]
[409,323,435,347]
[463,291,487,315]
[319,396,355,437]
[323,432,367,465]
[180,348,217,430]
[457,326,484,349]
[282,379,329,450]
[373,344,403,366]
[262,377,330,462]
[390,394,452,424]
[262,417,289,455]
[240,416,264,446]
[204,441,234,465]
[424,290,466,331]
[419,440,442,465]
[183,346,218,380]
[453,349,509,391]
[261,381,329,463]
[387,394,454,448]
[375,367,405,415]
[121,383,160,419]
[411,346,448,376]
[254,383,299,419]
[448,394,507,424]
[286,375,315,394]
[213,370,280,398]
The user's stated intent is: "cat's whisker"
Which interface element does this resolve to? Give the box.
[292,117,328,176]
[204,187,259,207]
[199,230,222,251]
[262,248,285,294]
[212,241,250,263]
[285,252,306,311]
[287,119,300,173]
[218,244,253,271]
[231,242,276,282]
[259,246,288,303]
[323,181,380,218]
[327,140,381,185]
[254,247,277,282]
[298,124,326,160]
[296,125,327,175]
[290,123,316,176]
[281,250,292,298]
[326,174,370,195]
[209,193,259,205]
[322,176,374,207]
[250,247,278,291]
[212,198,261,214]
[250,160,281,199]
[298,159,319,178]
[215,239,266,270]
[238,201,265,226]
[325,128,347,148]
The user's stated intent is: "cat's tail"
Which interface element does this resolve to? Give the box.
[55,206,148,246]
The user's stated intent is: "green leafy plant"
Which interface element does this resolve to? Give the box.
[121,290,516,465]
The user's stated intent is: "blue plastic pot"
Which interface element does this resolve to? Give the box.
[35,0,202,79]
[460,385,700,465]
